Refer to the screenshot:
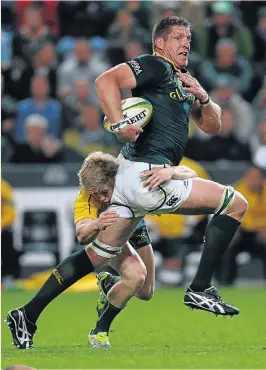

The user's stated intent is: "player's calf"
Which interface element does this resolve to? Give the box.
[178,182,247,316]
[89,247,147,346]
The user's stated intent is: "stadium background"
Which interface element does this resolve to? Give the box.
[1,0,266,289]
[2,2,266,369]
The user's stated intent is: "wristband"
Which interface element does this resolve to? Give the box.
[200,95,210,107]
[109,120,130,133]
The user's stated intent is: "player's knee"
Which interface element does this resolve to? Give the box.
[236,191,248,216]
[140,293,153,301]
[136,286,154,301]
[216,186,248,221]
[229,191,248,220]
[125,273,146,294]
[122,262,147,291]
[134,267,147,290]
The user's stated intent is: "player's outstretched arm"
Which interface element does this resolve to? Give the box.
[177,71,221,135]
[95,64,142,142]
[76,211,119,245]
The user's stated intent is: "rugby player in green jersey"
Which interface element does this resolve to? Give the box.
[84,16,249,345]
[6,16,248,350]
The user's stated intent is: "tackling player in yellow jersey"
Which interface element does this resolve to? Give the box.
[74,152,197,347]
[6,151,197,349]
[74,181,155,347]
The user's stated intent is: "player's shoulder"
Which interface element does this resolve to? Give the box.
[128,53,169,73]
[75,187,101,210]
[75,186,89,201]
[141,54,169,68]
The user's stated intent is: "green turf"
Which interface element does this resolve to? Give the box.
[2,288,266,369]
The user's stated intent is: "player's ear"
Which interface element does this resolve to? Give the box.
[154,37,164,51]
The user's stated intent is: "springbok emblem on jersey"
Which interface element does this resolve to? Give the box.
[170,88,195,103]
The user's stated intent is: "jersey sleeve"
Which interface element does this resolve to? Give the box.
[126,54,168,89]
[74,188,98,224]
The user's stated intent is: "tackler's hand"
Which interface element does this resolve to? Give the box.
[96,211,120,230]
[140,167,174,190]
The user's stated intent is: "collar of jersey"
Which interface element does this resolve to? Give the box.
[152,52,187,73]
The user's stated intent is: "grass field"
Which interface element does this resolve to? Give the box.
[2,288,266,369]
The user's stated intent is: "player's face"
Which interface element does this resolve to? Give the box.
[93,188,113,204]
[164,26,191,69]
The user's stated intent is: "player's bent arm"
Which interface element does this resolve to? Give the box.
[191,100,222,135]
[95,64,137,124]
[95,64,142,142]
[75,218,101,245]
[75,211,120,245]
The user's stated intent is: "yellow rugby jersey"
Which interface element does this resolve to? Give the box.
[1,178,16,229]
[179,157,210,180]
[234,181,266,232]
[74,187,107,224]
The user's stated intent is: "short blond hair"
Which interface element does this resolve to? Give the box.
[78,151,119,193]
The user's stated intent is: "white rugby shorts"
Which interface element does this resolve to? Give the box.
[108,154,193,218]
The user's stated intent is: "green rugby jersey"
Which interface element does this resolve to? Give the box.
[121,53,196,165]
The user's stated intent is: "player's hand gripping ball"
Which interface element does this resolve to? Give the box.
[103,97,153,133]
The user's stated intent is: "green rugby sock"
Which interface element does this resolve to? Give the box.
[190,215,240,292]
[23,249,94,323]
[93,302,122,334]
[102,274,121,295]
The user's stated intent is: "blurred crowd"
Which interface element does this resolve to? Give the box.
[1,1,266,286]
[1,0,266,167]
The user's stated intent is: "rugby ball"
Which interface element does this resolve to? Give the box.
[103,97,153,134]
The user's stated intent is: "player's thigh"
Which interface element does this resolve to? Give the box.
[108,218,152,273]
[108,241,138,272]
[176,178,225,215]
[97,217,143,247]
[86,247,111,268]
[117,242,147,282]
[136,244,155,300]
